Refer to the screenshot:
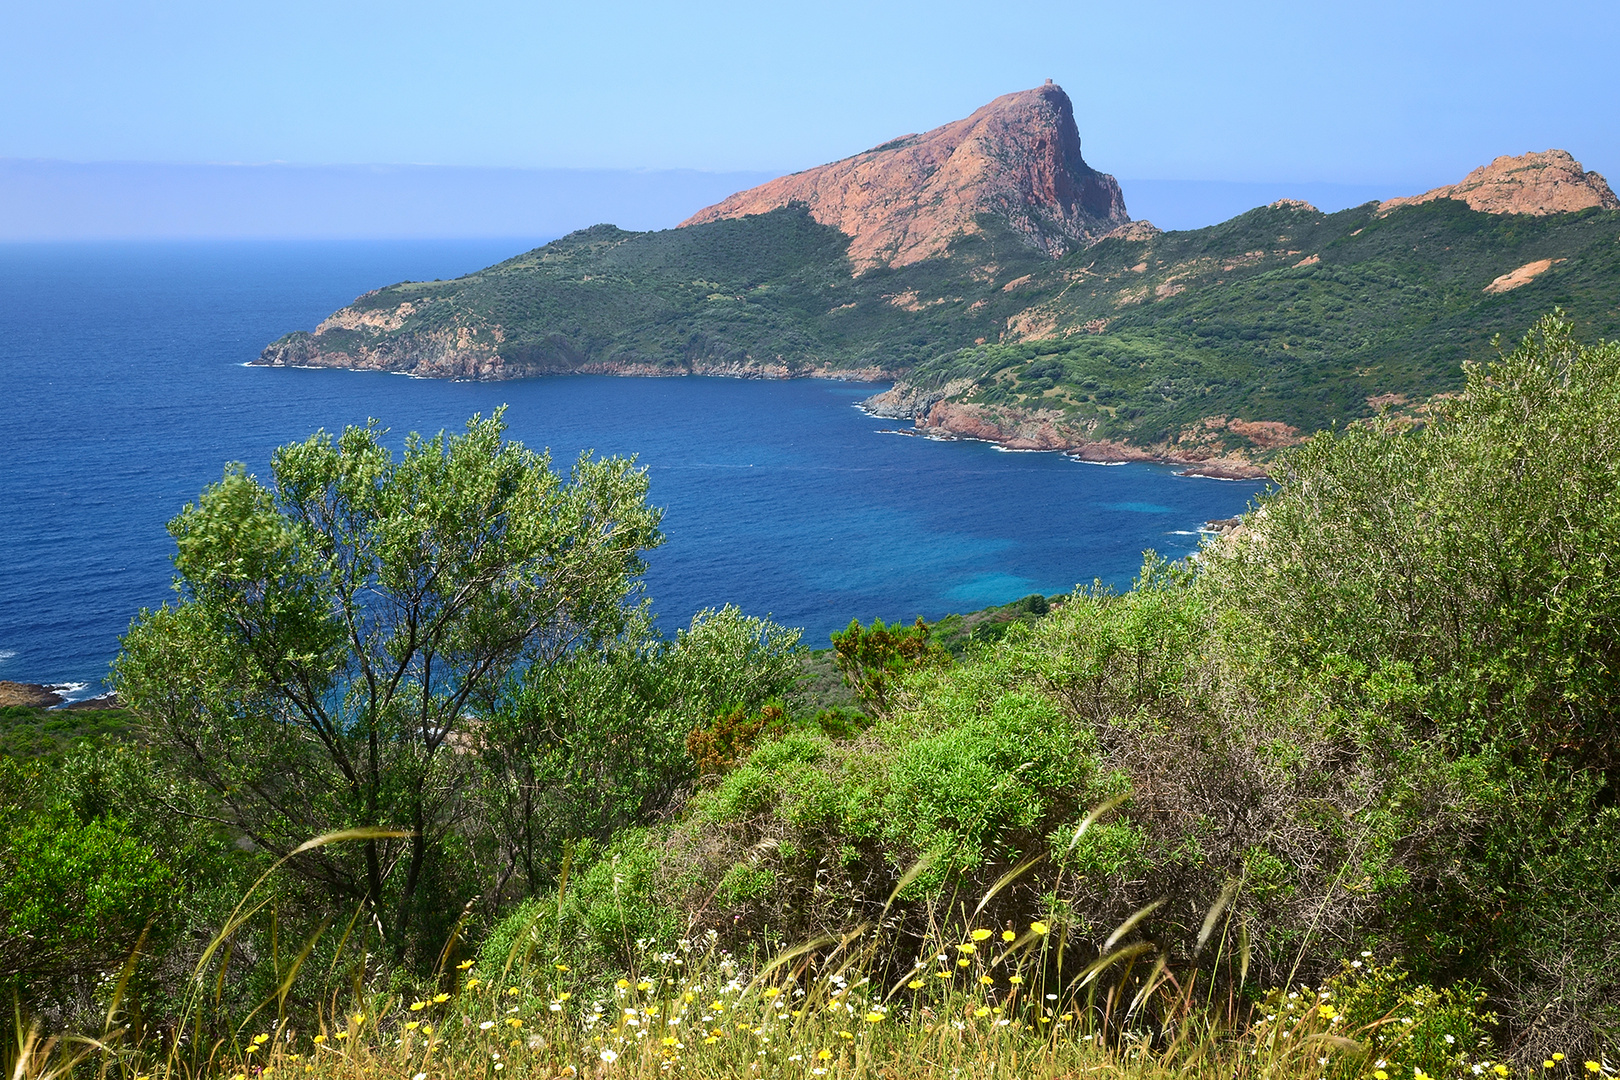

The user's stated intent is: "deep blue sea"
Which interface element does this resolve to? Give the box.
[0,241,1267,697]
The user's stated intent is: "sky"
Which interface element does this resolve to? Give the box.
[3,0,1616,238]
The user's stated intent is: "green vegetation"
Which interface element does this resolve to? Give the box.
[9,313,1620,1075]
[901,201,1620,449]
[268,200,1620,459]
[0,702,134,762]
[268,210,1058,377]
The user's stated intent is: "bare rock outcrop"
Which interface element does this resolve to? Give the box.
[0,681,64,708]
[1380,151,1618,217]
[681,83,1129,270]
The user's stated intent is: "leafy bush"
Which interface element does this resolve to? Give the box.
[0,811,172,982]
[830,616,950,715]
[687,702,786,777]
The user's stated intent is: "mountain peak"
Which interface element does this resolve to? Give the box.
[1380,150,1619,217]
[680,84,1129,270]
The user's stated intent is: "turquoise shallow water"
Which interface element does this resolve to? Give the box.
[0,240,1267,694]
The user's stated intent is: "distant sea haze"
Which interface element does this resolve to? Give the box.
[0,240,1264,695]
[0,160,1406,240]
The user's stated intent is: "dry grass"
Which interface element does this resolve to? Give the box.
[9,837,1610,1080]
[16,915,1608,1080]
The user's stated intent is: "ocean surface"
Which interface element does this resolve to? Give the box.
[0,241,1267,697]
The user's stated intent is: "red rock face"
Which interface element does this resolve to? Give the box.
[1380,150,1619,217]
[681,84,1129,270]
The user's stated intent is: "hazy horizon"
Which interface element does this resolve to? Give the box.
[0,158,1423,241]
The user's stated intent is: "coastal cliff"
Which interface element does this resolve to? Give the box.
[680,83,1129,270]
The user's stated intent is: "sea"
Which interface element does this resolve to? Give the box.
[0,240,1267,698]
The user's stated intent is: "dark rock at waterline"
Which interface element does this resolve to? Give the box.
[66,693,123,711]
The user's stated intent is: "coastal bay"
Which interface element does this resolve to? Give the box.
[0,241,1263,694]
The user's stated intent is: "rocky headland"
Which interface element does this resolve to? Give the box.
[253,92,1619,472]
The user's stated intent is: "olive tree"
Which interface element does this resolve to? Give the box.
[114,410,662,956]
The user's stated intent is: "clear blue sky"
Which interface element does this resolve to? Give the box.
[4,0,1616,184]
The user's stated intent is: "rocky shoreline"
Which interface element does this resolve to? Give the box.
[859,386,1275,480]
[255,330,899,385]
[260,339,1273,478]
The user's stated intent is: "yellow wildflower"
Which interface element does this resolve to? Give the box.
[555,963,569,972]
[433,993,449,1003]
[1008,975,1024,985]
[311,1035,326,1045]
[616,979,630,989]
[465,978,481,991]
[935,971,952,979]
[865,1012,884,1023]
[636,981,653,992]
[974,1007,991,1018]
[457,960,475,970]
[970,929,992,942]
[1001,930,1016,942]
[1031,921,1050,935]
[908,979,925,990]
[410,1001,426,1011]
[957,942,977,954]
[762,987,781,998]
[1585,1065,1601,1074]
[979,975,994,985]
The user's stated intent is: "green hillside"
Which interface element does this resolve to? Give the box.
[263,199,1620,454]
[263,208,1061,376]
[902,199,1620,448]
